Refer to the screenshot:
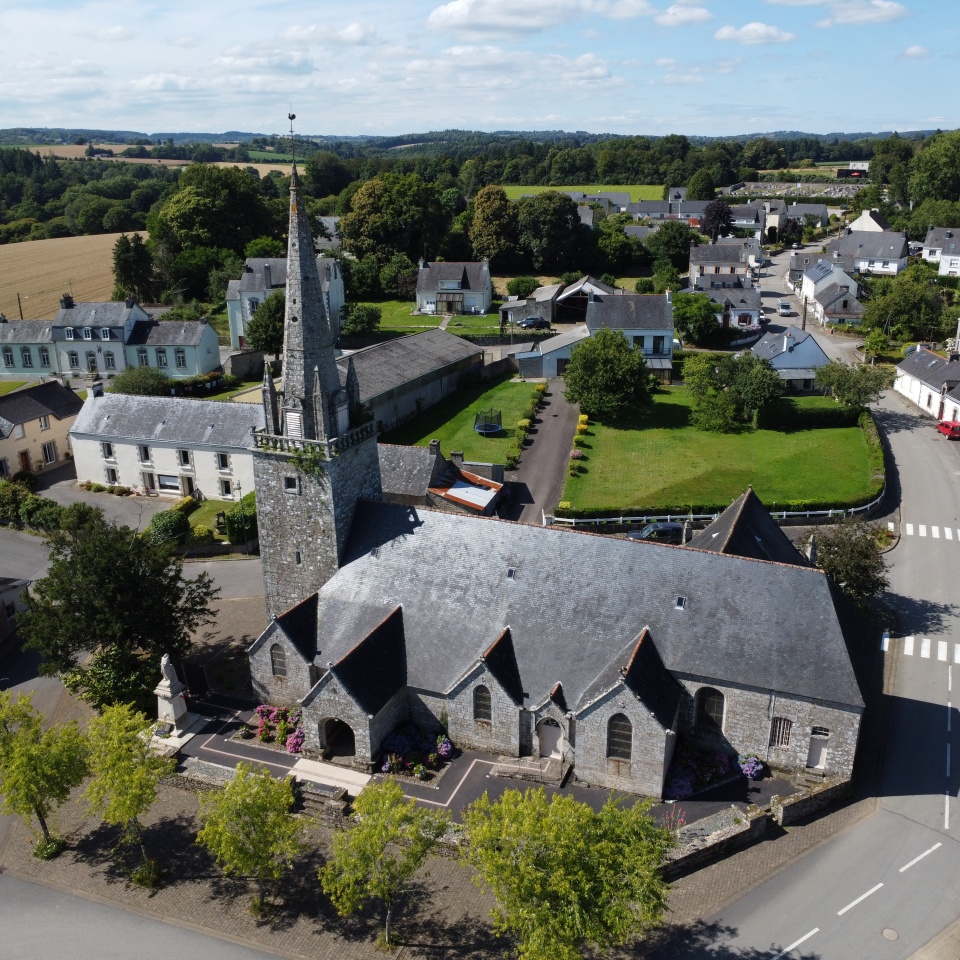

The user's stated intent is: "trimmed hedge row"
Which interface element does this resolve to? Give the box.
[505,383,547,470]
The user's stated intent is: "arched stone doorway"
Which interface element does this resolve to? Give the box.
[320,718,356,759]
[537,717,562,759]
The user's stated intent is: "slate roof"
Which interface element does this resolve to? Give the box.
[924,226,960,254]
[0,382,83,437]
[378,444,441,499]
[586,294,673,332]
[536,325,589,356]
[690,244,750,265]
[687,488,808,567]
[702,286,762,311]
[273,502,864,711]
[227,256,340,300]
[275,594,319,662]
[896,347,960,391]
[826,230,908,262]
[815,282,862,320]
[803,260,835,285]
[0,321,55,344]
[751,327,828,367]
[331,606,406,715]
[70,393,265,448]
[533,283,563,303]
[785,203,829,221]
[341,330,482,404]
[416,261,490,293]
[126,320,212,347]
[54,301,145,328]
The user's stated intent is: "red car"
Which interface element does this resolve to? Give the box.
[937,420,960,439]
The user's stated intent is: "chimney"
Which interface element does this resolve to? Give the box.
[665,289,672,304]
[60,294,74,310]
[90,381,105,398]
[418,258,426,269]
[263,263,271,288]
[429,438,442,457]
[450,451,464,468]
[125,296,136,309]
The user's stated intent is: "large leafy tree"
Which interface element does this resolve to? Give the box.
[0,691,89,849]
[909,130,960,205]
[672,292,721,345]
[812,517,889,601]
[815,361,892,410]
[304,151,353,198]
[643,219,699,271]
[320,779,449,946]
[245,290,286,362]
[563,327,652,422]
[700,199,734,242]
[470,184,518,267]
[516,191,583,273]
[197,763,305,912]
[861,266,943,341]
[685,352,784,431]
[462,787,672,960]
[685,168,716,201]
[778,216,802,246]
[19,510,219,710]
[112,232,155,301]
[85,703,175,876]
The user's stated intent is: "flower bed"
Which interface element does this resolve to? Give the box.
[237,704,305,754]
[379,726,455,782]
[663,743,765,801]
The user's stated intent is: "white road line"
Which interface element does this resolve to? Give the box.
[881,632,889,652]
[922,637,931,658]
[906,523,914,536]
[904,635,915,656]
[949,702,953,733]
[920,524,928,537]
[933,526,941,538]
[399,758,496,808]
[948,527,955,541]
[888,521,896,532]
[899,842,942,872]
[946,793,950,832]
[837,883,884,916]
[770,928,820,959]
[940,640,949,662]
[948,744,952,778]
[951,666,954,692]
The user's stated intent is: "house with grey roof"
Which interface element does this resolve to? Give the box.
[922,226,960,265]
[813,282,863,327]
[750,327,830,391]
[515,325,590,379]
[848,209,892,233]
[0,319,57,379]
[824,229,909,276]
[416,260,492,315]
[499,282,563,327]
[689,242,753,287]
[554,275,618,324]
[894,347,960,419]
[696,280,762,329]
[70,392,265,498]
[799,259,859,318]
[0,381,83,478]
[586,293,675,381]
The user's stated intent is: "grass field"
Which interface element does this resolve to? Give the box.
[562,389,875,514]
[0,232,127,320]
[381,375,538,462]
[501,184,662,201]
[188,499,231,541]
[0,381,26,396]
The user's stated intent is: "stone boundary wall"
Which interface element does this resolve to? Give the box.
[660,808,769,882]
[770,777,852,826]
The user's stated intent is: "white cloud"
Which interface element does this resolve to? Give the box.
[129,73,198,92]
[426,0,652,35]
[607,0,655,19]
[169,35,199,48]
[715,21,795,44]
[654,4,711,26]
[281,23,379,46]
[816,0,907,26]
[663,69,704,84]
[899,44,929,59]
[764,0,825,5]
[654,56,676,66]
[212,51,314,74]
[83,25,134,42]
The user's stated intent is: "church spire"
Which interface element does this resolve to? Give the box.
[279,114,346,442]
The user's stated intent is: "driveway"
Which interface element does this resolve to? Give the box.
[503,378,578,524]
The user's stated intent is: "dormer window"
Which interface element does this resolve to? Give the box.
[100,328,110,341]
[82,327,92,340]
[64,328,74,340]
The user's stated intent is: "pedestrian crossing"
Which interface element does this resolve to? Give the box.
[902,522,960,541]
[893,635,960,662]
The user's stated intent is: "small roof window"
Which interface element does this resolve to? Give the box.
[675,596,687,610]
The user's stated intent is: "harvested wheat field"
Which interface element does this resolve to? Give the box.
[0,233,129,320]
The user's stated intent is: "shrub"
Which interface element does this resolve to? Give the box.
[0,480,31,526]
[171,495,199,515]
[515,418,531,440]
[573,435,587,448]
[111,366,172,396]
[11,470,37,490]
[578,414,589,425]
[635,278,655,294]
[534,383,547,395]
[190,524,214,546]
[108,485,132,496]
[225,491,257,545]
[506,276,540,299]
[149,509,191,545]
[570,449,585,460]
[576,423,588,435]
[557,501,572,512]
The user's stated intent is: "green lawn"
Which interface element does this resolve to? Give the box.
[562,389,877,514]
[501,184,663,201]
[0,381,26,396]
[200,379,261,401]
[189,499,231,541]
[381,376,539,462]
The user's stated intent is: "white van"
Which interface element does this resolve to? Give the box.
[777,300,790,316]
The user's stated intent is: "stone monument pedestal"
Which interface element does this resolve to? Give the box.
[153,675,193,736]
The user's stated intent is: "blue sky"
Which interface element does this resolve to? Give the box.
[1,0,954,137]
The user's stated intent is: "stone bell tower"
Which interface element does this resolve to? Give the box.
[253,132,381,619]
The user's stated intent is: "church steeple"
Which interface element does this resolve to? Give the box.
[279,155,347,441]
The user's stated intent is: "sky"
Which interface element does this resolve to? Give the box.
[0,0,955,139]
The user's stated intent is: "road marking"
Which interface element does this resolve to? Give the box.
[904,635,914,656]
[881,632,889,652]
[906,523,914,536]
[888,521,896,532]
[922,637,931,658]
[947,527,955,541]
[951,666,954,692]
[933,526,941,538]
[940,640,949,662]
[837,883,884,916]
[946,793,950,832]
[900,842,942,872]
[770,928,820,959]
[396,758,497,809]
[949,703,953,733]
[920,524,927,537]
[948,744,952,778]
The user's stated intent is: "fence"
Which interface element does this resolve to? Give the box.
[546,483,886,529]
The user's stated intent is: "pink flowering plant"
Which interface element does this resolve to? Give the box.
[378,724,456,779]
[250,704,305,754]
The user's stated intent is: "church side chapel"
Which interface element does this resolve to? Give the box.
[247,158,869,799]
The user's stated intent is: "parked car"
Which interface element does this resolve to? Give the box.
[627,522,684,545]
[518,317,550,330]
[777,300,791,316]
[938,420,960,439]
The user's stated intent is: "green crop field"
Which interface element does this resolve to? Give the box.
[501,184,663,202]
[562,389,877,515]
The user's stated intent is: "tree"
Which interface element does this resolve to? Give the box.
[685,353,784,431]
[685,168,716,201]
[197,762,305,912]
[672,292,721,345]
[909,130,960,205]
[0,691,88,851]
[651,262,682,295]
[19,512,218,710]
[112,232,155,301]
[320,779,449,946]
[245,290,285,362]
[812,517,889,601]
[470,184,518,267]
[340,303,382,336]
[863,328,888,362]
[862,265,943,341]
[378,253,417,299]
[506,276,540,299]
[516,191,584,273]
[85,703,175,878]
[110,366,172,397]
[462,787,672,960]
[304,151,353,198]
[563,328,652,422]
[815,361,892,410]
[778,216,802,246]
[245,236,285,258]
[644,220,698,271]
[700,199,734,242]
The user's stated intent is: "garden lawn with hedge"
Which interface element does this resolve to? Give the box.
[561,388,881,516]
[0,381,26,396]
[381,375,541,463]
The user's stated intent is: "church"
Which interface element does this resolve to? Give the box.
[247,165,868,798]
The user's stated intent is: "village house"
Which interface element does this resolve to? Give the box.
[750,327,830,391]
[0,380,83,477]
[921,226,960,265]
[894,347,960,420]
[415,260,492,315]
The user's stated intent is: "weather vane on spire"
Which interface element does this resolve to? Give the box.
[288,111,296,164]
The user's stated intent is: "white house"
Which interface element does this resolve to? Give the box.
[689,243,753,287]
[71,392,265,499]
[515,325,590,379]
[922,226,960,265]
[813,282,863,326]
[750,327,830,391]
[939,254,960,278]
[415,260,492,315]
[586,293,675,382]
[894,348,960,420]
[824,230,909,276]
[800,259,858,309]
[847,209,892,233]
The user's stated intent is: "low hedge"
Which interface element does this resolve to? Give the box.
[225,491,257,545]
